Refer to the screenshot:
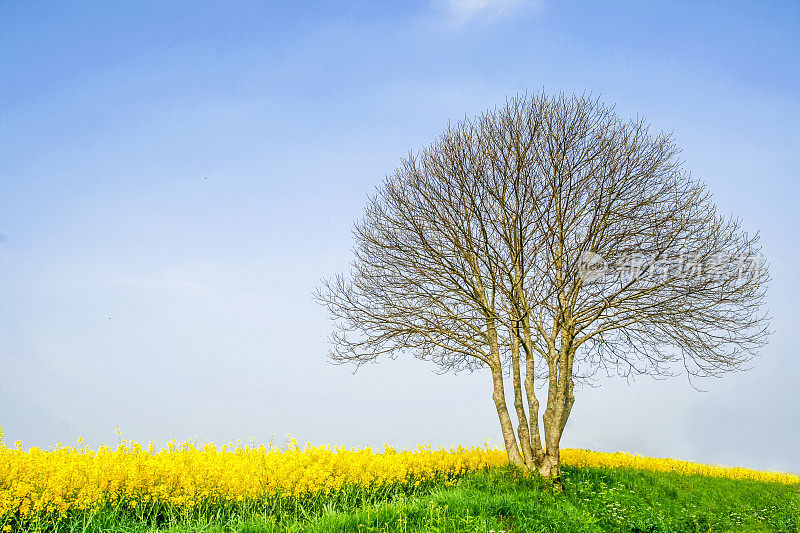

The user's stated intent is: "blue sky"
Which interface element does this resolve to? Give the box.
[1,0,798,471]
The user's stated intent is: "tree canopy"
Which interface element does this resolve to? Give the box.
[316,92,770,478]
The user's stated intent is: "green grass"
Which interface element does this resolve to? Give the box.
[11,466,800,533]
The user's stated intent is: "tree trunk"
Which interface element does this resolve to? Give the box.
[487,322,525,467]
[537,343,573,484]
[523,324,544,465]
[538,444,561,482]
[491,365,525,467]
[490,324,575,479]
[540,395,565,484]
[510,329,535,467]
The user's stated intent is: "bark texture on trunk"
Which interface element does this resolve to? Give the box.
[487,315,525,467]
[490,341,575,482]
[538,445,561,481]
[510,330,535,467]
[491,364,525,467]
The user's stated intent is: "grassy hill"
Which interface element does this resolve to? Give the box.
[3,434,797,532]
[27,465,799,533]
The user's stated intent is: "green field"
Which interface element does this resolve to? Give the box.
[20,465,799,533]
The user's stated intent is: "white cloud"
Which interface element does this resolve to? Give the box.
[441,0,540,25]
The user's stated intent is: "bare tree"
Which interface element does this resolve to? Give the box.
[315,93,769,481]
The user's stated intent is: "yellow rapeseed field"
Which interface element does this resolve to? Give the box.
[1,426,797,527]
[560,448,800,485]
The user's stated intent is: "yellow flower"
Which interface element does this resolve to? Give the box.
[1,433,796,528]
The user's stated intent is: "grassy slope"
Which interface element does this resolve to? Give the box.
[26,466,800,533]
